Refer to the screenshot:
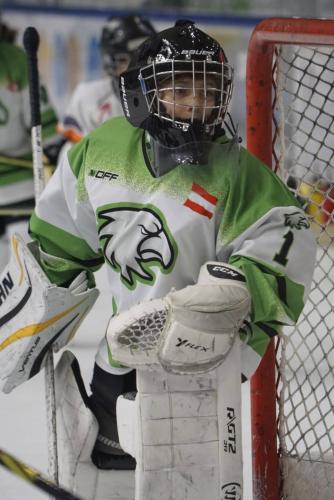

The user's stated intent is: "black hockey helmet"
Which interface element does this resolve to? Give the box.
[100,15,156,77]
[119,19,234,149]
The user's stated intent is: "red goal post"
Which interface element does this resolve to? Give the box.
[247,17,334,500]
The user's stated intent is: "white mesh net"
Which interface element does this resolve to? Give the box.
[273,44,334,499]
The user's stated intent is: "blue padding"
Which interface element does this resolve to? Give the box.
[2,3,264,27]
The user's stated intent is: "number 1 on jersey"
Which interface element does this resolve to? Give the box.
[274,230,294,266]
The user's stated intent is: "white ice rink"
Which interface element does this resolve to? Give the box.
[0,268,253,500]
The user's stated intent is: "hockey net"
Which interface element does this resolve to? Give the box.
[247,18,334,500]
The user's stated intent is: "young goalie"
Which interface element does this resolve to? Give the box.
[0,19,316,496]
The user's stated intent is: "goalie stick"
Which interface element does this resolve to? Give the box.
[23,26,59,486]
[0,447,82,500]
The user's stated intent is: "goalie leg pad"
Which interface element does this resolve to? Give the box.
[56,351,135,500]
[56,351,99,498]
[117,339,243,500]
[0,234,99,393]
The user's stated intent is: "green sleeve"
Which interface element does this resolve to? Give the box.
[29,137,104,287]
[29,214,104,287]
[217,147,315,363]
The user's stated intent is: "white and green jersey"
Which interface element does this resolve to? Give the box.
[30,117,316,378]
[0,42,59,206]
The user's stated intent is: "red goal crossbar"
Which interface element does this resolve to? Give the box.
[246,17,334,500]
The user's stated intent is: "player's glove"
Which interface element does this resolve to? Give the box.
[107,262,251,374]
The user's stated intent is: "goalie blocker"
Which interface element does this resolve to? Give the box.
[108,262,250,500]
[0,234,98,393]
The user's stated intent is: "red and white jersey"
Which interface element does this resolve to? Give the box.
[57,77,123,142]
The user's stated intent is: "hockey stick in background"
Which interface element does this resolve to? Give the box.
[0,208,33,216]
[0,154,54,170]
[0,448,82,500]
[0,155,35,169]
[0,154,55,181]
[23,26,59,486]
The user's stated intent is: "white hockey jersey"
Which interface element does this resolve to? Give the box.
[0,42,59,206]
[57,77,123,142]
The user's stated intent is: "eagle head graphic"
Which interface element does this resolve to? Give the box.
[98,206,177,288]
[284,211,310,230]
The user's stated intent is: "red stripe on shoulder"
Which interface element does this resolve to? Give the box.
[192,183,218,205]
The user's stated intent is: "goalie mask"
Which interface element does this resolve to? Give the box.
[119,20,234,175]
[100,15,156,79]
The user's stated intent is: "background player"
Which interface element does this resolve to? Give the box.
[57,15,156,145]
[0,20,316,474]
[0,13,63,272]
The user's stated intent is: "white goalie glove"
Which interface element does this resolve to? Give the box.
[0,234,99,393]
[107,262,251,374]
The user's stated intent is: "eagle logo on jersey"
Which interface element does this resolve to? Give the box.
[97,203,178,290]
[284,211,310,230]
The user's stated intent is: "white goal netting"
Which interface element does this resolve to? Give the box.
[273,44,334,500]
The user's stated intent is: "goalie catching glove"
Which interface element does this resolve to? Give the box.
[107,262,251,375]
[0,234,99,393]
